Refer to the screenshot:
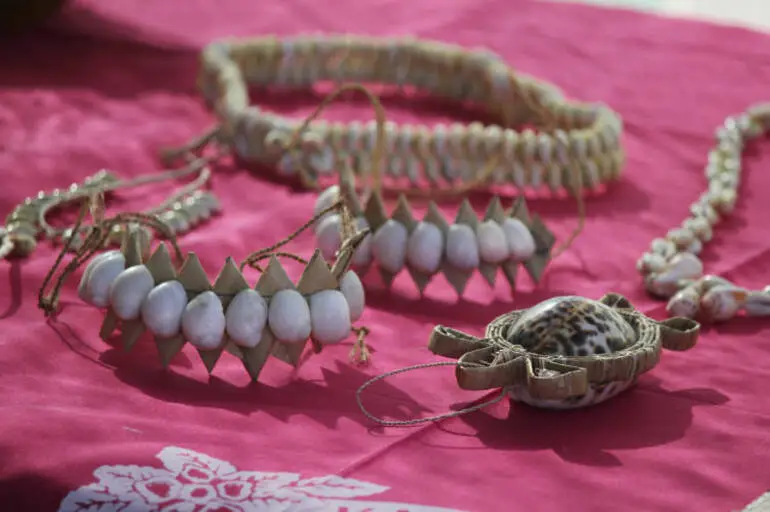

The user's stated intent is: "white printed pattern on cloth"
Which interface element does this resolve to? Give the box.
[741,492,770,512]
[59,446,463,512]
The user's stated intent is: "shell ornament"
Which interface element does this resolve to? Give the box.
[428,294,700,410]
[73,227,368,380]
[314,185,556,297]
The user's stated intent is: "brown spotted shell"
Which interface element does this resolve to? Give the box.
[506,296,636,357]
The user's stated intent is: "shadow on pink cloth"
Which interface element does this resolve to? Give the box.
[0,22,198,100]
[0,473,70,512]
[0,260,23,320]
[43,310,435,429]
[448,378,729,467]
[0,0,69,34]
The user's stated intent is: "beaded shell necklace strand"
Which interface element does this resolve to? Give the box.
[638,103,770,322]
[0,155,220,261]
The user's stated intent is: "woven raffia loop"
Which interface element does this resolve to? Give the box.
[197,35,625,196]
[428,293,700,401]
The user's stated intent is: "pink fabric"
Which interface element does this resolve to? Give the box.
[2,1,770,511]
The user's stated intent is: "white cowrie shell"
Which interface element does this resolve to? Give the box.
[666,286,701,319]
[142,280,188,338]
[445,224,479,271]
[340,271,365,322]
[655,253,704,285]
[372,219,409,273]
[226,289,268,348]
[316,214,343,261]
[84,252,126,307]
[650,238,677,259]
[406,221,444,274]
[268,289,311,343]
[744,291,770,317]
[313,185,340,225]
[501,218,536,261]
[182,291,226,350]
[636,252,666,275]
[645,274,693,299]
[351,217,373,268]
[309,289,351,344]
[109,265,155,321]
[78,251,117,302]
[683,216,712,242]
[692,274,733,295]
[666,227,695,250]
[476,220,509,264]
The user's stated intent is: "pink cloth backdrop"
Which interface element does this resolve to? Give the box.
[1,0,770,511]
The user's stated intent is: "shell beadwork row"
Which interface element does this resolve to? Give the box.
[3,170,119,258]
[77,231,365,380]
[313,186,555,295]
[197,35,625,192]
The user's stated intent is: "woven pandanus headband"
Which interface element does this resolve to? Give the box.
[196,35,625,192]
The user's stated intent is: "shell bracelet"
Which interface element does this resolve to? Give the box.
[312,182,555,295]
[193,34,625,193]
[357,293,700,425]
[38,196,373,378]
[638,103,770,323]
[0,155,220,262]
[286,84,563,296]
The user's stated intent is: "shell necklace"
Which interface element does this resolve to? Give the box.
[0,156,220,261]
[638,103,770,322]
[197,34,624,193]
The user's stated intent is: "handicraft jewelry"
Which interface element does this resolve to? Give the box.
[20,34,631,382]
[293,87,560,295]
[357,294,699,424]
[10,35,621,299]
[638,103,770,322]
[0,156,220,261]
[38,195,372,378]
[196,35,624,193]
[354,105,770,425]
[294,87,560,295]
[355,103,770,425]
[313,181,555,295]
[179,33,626,295]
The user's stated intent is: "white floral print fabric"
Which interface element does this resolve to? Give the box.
[59,446,463,512]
